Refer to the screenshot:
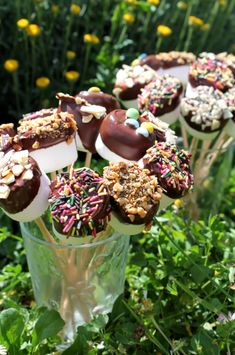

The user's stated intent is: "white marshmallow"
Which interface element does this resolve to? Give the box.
[109,212,144,235]
[224,118,235,139]
[4,172,50,222]
[159,194,174,211]
[162,65,189,84]
[179,114,220,140]
[30,139,78,173]
[95,134,134,163]
[75,132,88,153]
[158,104,180,125]
[185,82,198,98]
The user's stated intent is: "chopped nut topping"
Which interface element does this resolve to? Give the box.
[103,162,162,222]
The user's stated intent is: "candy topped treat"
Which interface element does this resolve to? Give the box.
[186,53,234,97]
[217,52,235,75]
[78,87,121,114]
[15,110,78,173]
[0,123,15,153]
[103,161,162,234]
[96,108,177,162]
[138,74,183,124]
[141,142,193,209]
[180,86,233,140]
[113,64,157,108]
[0,149,50,222]
[49,167,111,243]
[57,92,107,153]
[139,51,196,83]
[224,87,235,138]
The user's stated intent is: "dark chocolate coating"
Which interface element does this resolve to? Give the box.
[140,55,162,70]
[144,161,184,199]
[112,198,159,225]
[99,109,166,161]
[183,111,226,133]
[15,127,75,151]
[0,157,41,214]
[58,96,104,153]
[189,74,229,92]
[118,82,146,101]
[78,91,120,113]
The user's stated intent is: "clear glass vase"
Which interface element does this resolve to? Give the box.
[20,219,130,340]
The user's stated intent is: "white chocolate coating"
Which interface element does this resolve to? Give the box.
[75,132,88,152]
[224,119,235,138]
[4,172,50,222]
[158,104,180,125]
[158,194,174,211]
[185,82,197,98]
[120,98,138,110]
[162,65,189,84]
[30,139,78,173]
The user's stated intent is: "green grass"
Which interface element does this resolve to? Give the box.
[0,165,234,354]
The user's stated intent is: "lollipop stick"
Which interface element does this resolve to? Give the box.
[84,152,92,168]
[189,138,199,167]
[181,126,189,149]
[193,139,212,181]
[222,137,234,150]
[35,217,56,244]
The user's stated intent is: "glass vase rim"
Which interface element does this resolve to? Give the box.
[20,222,127,249]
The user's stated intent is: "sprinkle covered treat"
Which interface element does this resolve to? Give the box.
[103,162,162,235]
[0,149,50,221]
[180,86,232,140]
[138,74,183,124]
[96,108,177,162]
[57,92,107,153]
[187,53,234,97]
[49,167,111,241]
[15,110,78,172]
[142,142,193,209]
[217,52,235,75]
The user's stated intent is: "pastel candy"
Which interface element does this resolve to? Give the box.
[136,127,149,137]
[126,108,140,120]
[125,118,140,128]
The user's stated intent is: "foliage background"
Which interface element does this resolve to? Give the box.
[0,0,235,354]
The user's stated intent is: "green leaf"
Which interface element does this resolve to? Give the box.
[32,309,65,347]
[0,308,25,347]
[62,326,90,355]
[191,265,210,283]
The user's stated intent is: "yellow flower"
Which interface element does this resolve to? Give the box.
[83,34,100,44]
[66,50,76,60]
[125,0,137,5]
[174,199,183,208]
[177,1,188,10]
[36,77,50,89]
[123,12,135,24]
[65,71,80,82]
[147,0,160,5]
[17,18,29,29]
[188,16,204,27]
[218,0,226,6]
[27,24,41,37]
[51,4,59,13]
[201,23,210,31]
[4,59,19,72]
[157,25,172,37]
[70,3,81,15]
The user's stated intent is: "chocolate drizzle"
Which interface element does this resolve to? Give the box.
[140,51,195,70]
[78,90,120,113]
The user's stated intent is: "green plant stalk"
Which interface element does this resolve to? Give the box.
[116,25,127,46]
[176,0,198,51]
[31,39,36,85]
[198,1,220,52]
[150,315,174,349]
[183,25,194,51]
[81,44,91,84]
[63,14,74,71]
[12,72,20,114]
[122,299,169,353]
[156,36,162,53]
